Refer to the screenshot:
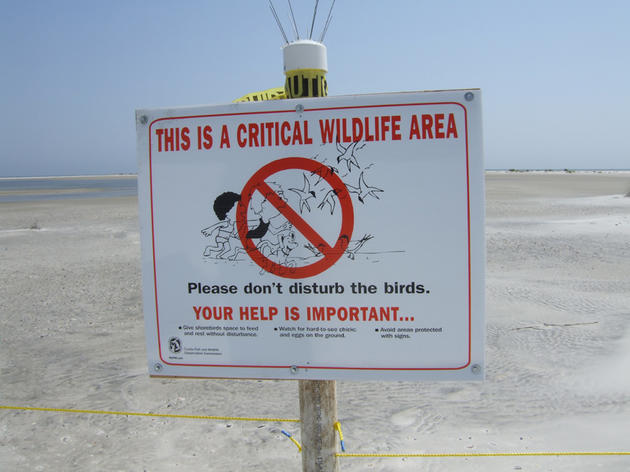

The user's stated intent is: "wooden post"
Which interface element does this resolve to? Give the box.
[283,40,338,472]
[299,379,339,472]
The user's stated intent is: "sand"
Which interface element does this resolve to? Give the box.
[1,172,629,471]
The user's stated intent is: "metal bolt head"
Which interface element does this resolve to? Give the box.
[290,365,299,374]
[139,115,148,125]
[295,104,304,113]
[464,92,474,102]
[471,364,482,375]
[154,363,163,372]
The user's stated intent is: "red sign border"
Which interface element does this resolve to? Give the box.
[146,100,473,372]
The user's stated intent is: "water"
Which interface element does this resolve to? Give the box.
[0,176,137,202]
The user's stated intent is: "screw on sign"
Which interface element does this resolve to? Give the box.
[236,157,354,279]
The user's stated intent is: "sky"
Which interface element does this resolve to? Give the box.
[1,0,629,177]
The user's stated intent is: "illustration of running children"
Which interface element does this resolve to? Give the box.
[257,231,299,266]
[203,184,296,263]
[227,183,294,262]
[201,191,241,259]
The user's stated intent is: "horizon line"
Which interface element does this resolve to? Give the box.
[3,169,630,180]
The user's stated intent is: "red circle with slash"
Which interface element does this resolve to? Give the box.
[236,157,354,279]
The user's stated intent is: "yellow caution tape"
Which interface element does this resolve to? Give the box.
[234,87,287,103]
[284,68,328,98]
[235,66,327,102]
[0,405,299,423]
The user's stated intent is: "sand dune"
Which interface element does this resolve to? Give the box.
[1,172,629,471]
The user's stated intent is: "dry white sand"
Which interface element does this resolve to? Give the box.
[1,172,629,471]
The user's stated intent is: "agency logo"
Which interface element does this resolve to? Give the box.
[168,337,182,354]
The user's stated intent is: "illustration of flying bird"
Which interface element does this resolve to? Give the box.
[317,188,338,214]
[336,141,362,172]
[345,172,383,203]
[310,163,339,185]
[289,173,316,213]
[345,234,374,260]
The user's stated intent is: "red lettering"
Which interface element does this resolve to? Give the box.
[248,123,260,147]
[238,306,277,320]
[352,118,363,141]
[164,128,175,151]
[219,125,229,148]
[291,121,303,145]
[364,117,375,142]
[193,306,233,320]
[409,115,421,140]
[303,120,313,144]
[447,113,458,138]
[391,115,401,140]
[237,124,247,147]
[240,306,253,320]
[265,122,275,146]
[155,127,192,151]
[180,127,190,150]
[435,113,445,139]
[311,306,325,321]
[422,115,433,139]
[155,129,164,151]
[281,121,291,145]
[285,306,299,321]
[380,116,390,141]
[319,119,335,143]
[204,126,214,149]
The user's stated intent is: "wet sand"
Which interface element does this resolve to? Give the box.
[1,172,629,471]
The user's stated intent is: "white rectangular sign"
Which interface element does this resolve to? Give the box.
[136,90,485,380]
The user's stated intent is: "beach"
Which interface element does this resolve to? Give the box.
[1,172,629,471]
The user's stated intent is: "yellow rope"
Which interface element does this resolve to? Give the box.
[337,452,630,458]
[3,406,628,458]
[0,405,299,423]
[334,421,346,451]
[281,430,303,452]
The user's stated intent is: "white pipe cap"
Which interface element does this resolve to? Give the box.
[282,40,328,73]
